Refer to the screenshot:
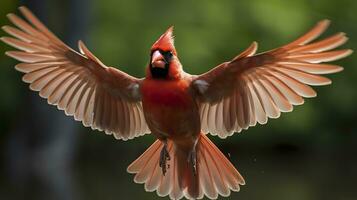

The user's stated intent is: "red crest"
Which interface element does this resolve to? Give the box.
[151,26,177,55]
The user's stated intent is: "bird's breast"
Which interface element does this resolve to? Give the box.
[141,79,193,108]
[141,78,200,139]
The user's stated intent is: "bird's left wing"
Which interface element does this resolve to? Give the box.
[191,20,352,138]
[1,7,150,140]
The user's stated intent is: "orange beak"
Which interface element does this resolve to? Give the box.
[151,50,166,69]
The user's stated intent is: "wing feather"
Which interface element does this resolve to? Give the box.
[2,6,150,140]
[192,20,351,138]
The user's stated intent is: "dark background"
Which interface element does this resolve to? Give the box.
[0,0,356,199]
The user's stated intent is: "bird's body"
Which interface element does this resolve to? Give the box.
[142,77,200,144]
[2,6,352,200]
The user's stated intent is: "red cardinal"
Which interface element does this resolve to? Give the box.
[2,6,352,199]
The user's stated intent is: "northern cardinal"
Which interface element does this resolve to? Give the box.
[2,6,352,200]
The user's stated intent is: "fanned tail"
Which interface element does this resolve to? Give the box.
[197,134,245,199]
[127,140,184,199]
[127,133,245,199]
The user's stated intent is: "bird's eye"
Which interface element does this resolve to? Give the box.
[164,51,173,60]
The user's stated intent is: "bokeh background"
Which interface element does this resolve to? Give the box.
[0,0,356,199]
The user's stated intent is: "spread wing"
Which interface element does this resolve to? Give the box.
[191,20,352,138]
[1,6,150,140]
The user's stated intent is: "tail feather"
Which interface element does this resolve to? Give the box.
[129,140,164,184]
[127,139,162,174]
[176,146,200,199]
[127,134,245,200]
[199,134,245,197]
[127,140,184,199]
[198,141,227,198]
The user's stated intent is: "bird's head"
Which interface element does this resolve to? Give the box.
[148,26,182,79]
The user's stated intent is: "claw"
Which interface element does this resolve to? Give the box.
[159,140,170,176]
[189,149,197,176]
[188,138,199,176]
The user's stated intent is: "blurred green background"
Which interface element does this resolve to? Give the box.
[0,0,356,199]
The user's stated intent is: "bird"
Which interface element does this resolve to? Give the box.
[1,6,352,200]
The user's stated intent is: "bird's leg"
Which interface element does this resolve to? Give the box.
[159,139,170,176]
[188,139,199,176]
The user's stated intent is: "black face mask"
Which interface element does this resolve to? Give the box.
[150,50,173,79]
[150,65,169,78]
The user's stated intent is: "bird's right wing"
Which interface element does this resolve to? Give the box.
[1,6,150,140]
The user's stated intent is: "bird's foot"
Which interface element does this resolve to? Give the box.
[159,140,170,176]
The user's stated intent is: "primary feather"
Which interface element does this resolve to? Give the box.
[192,19,351,138]
[1,6,150,140]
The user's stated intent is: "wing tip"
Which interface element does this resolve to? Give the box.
[335,49,354,61]
[312,19,331,36]
[319,19,331,27]
[78,40,85,54]
[233,41,259,60]
[335,66,344,73]
[6,13,15,19]
[5,51,13,58]
[18,6,34,19]
[0,37,6,43]
[250,41,258,54]
[18,6,29,12]
[78,40,89,55]
[325,79,332,85]
[1,25,9,31]
[78,39,84,46]
[77,40,107,68]
[344,49,353,56]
